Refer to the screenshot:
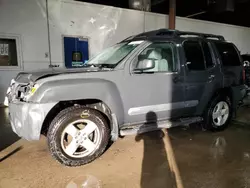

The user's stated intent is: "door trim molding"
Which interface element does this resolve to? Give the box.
[128,100,198,116]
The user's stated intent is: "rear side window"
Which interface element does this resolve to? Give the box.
[214,42,241,66]
[183,41,205,71]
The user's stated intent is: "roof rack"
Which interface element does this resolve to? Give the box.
[177,30,225,41]
[125,29,225,41]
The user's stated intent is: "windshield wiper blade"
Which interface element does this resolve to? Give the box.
[82,64,99,68]
[82,63,114,69]
[98,64,115,69]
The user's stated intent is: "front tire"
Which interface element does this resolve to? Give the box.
[47,106,110,166]
[203,95,232,131]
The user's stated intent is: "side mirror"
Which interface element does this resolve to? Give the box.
[134,59,155,72]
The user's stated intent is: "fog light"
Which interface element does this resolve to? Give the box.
[4,96,9,106]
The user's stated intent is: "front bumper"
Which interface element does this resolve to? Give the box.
[9,101,56,141]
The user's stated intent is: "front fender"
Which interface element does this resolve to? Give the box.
[31,79,124,124]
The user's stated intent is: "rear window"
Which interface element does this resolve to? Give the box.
[183,41,205,71]
[214,42,241,66]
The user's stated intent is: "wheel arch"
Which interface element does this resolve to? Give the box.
[196,87,234,116]
[211,87,233,102]
[41,99,120,141]
[202,87,234,131]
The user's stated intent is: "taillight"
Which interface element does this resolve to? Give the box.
[243,68,246,83]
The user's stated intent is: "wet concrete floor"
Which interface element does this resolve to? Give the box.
[1,106,250,188]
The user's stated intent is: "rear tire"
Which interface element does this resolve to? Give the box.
[47,106,110,166]
[203,94,232,131]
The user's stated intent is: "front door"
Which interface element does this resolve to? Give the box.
[121,42,186,124]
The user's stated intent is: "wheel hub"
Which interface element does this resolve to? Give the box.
[212,101,229,126]
[76,133,88,144]
[60,119,101,158]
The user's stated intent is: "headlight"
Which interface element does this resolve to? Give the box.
[23,83,40,101]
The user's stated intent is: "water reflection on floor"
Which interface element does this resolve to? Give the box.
[168,123,250,188]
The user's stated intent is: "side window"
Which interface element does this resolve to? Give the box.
[183,41,205,71]
[134,42,176,72]
[202,42,213,68]
[214,42,241,66]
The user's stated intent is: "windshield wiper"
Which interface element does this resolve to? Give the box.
[98,64,115,69]
[82,64,99,68]
[82,63,115,70]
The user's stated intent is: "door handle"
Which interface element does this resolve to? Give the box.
[173,76,182,83]
[208,75,215,81]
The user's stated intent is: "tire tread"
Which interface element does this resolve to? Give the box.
[47,106,110,167]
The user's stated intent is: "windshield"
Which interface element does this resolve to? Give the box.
[86,40,144,68]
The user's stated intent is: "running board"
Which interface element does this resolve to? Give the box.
[120,117,203,136]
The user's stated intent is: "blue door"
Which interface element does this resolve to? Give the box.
[64,36,89,68]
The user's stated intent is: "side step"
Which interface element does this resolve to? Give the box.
[120,117,203,136]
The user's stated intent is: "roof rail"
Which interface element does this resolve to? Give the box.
[125,29,225,41]
[177,31,225,41]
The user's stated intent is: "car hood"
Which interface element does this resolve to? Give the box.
[15,67,103,83]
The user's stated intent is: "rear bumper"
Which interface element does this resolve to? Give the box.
[239,85,247,100]
[9,101,56,141]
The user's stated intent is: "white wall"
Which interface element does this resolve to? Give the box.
[47,0,250,57]
[0,0,50,104]
[47,0,145,67]
[0,0,250,103]
[144,12,168,31]
[175,17,250,54]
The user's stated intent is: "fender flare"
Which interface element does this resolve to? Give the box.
[32,79,125,125]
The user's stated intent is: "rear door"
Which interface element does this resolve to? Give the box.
[182,39,221,116]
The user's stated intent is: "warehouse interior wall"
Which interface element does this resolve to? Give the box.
[0,0,50,104]
[0,0,250,103]
[175,17,250,54]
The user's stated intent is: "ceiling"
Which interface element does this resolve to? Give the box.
[77,0,250,27]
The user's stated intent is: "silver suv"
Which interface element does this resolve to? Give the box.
[6,29,245,166]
